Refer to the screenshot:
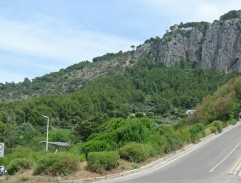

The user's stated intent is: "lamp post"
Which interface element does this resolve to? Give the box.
[42,115,49,151]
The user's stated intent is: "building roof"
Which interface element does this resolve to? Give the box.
[39,141,70,147]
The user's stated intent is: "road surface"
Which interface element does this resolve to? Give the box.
[96,123,241,183]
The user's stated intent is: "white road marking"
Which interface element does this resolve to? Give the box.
[209,140,241,173]
[97,134,229,182]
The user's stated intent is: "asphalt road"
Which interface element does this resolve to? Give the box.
[96,123,241,183]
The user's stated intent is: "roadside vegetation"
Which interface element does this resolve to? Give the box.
[0,58,241,182]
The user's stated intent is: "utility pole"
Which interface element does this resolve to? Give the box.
[42,115,49,151]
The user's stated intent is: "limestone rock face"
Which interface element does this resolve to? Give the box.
[201,19,241,72]
[136,13,241,72]
[157,29,204,66]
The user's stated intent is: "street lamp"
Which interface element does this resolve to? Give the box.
[42,115,49,151]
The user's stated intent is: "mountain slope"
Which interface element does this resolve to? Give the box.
[0,59,238,149]
[0,10,241,101]
[0,51,134,101]
[186,75,241,124]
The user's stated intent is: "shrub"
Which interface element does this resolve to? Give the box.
[146,133,165,156]
[189,123,205,143]
[116,118,152,145]
[209,126,218,134]
[87,151,120,173]
[81,140,111,155]
[158,126,184,153]
[222,121,228,128]
[7,158,31,175]
[68,142,82,155]
[135,112,145,118]
[1,147,35,167]
[163,133,183,153]
[146,112,154,117]
[48,129,71,142]
[211,120,223,133]
[177,128,191,144]
[88,118,153,147]
[33,153,79,176]
[118,143,154,163]
[79,154,86,162]
[228,119,237,125]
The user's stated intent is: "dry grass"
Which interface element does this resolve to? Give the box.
[0,156,161,183]
[0,159,153,183]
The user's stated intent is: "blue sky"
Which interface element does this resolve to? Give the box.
[0,0,240,83]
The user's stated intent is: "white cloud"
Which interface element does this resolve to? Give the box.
[0,17,141,62]
[0,16,141,82]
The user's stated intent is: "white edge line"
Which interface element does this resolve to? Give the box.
[96,123,241,183]
[209,140,241,173]
[99,134,223,183]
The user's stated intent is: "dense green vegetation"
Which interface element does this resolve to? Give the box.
[177,21,210,34]
[33,153,79,176]
[92,51,124,62]
[220,10,241,21]
[0,59,237,147]
[0,58,240,177]
[1,9,241,179]
[118,142,154,163]
[0,61,92,100]
[186,76,241,124]
[87,151,120,173]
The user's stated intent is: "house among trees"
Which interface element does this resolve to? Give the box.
[186,109,196,115]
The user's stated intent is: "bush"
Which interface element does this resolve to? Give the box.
[118,143,154,163]
[146,133,165,156]
[177,128,191,144]
[88,118,153,147]
[0,147,35,167]
[228,119,237,125]
[87,151,120,173]
[82,140,111,155]
[115,118,152,145]
[163,133,183,153]
[189,123,205,143]
[48,129,71,142]
[68,142,82,155]
[79,154,86,162]
[33,153,79,176]
[211,120,223,133]
[7,158,31,175]
[158,126,184,153]
[210,126,218,133]
[135,112,145,118]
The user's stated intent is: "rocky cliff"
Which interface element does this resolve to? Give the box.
[135,10,241,72]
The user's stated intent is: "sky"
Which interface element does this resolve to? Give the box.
[0,0,240,83]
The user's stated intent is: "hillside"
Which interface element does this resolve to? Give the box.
[0,51,134,101]
[0,58,238,147]
[1,10,241,181]
[1,10,241,101]
[186,75,241,124]
[0,60,240,182]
